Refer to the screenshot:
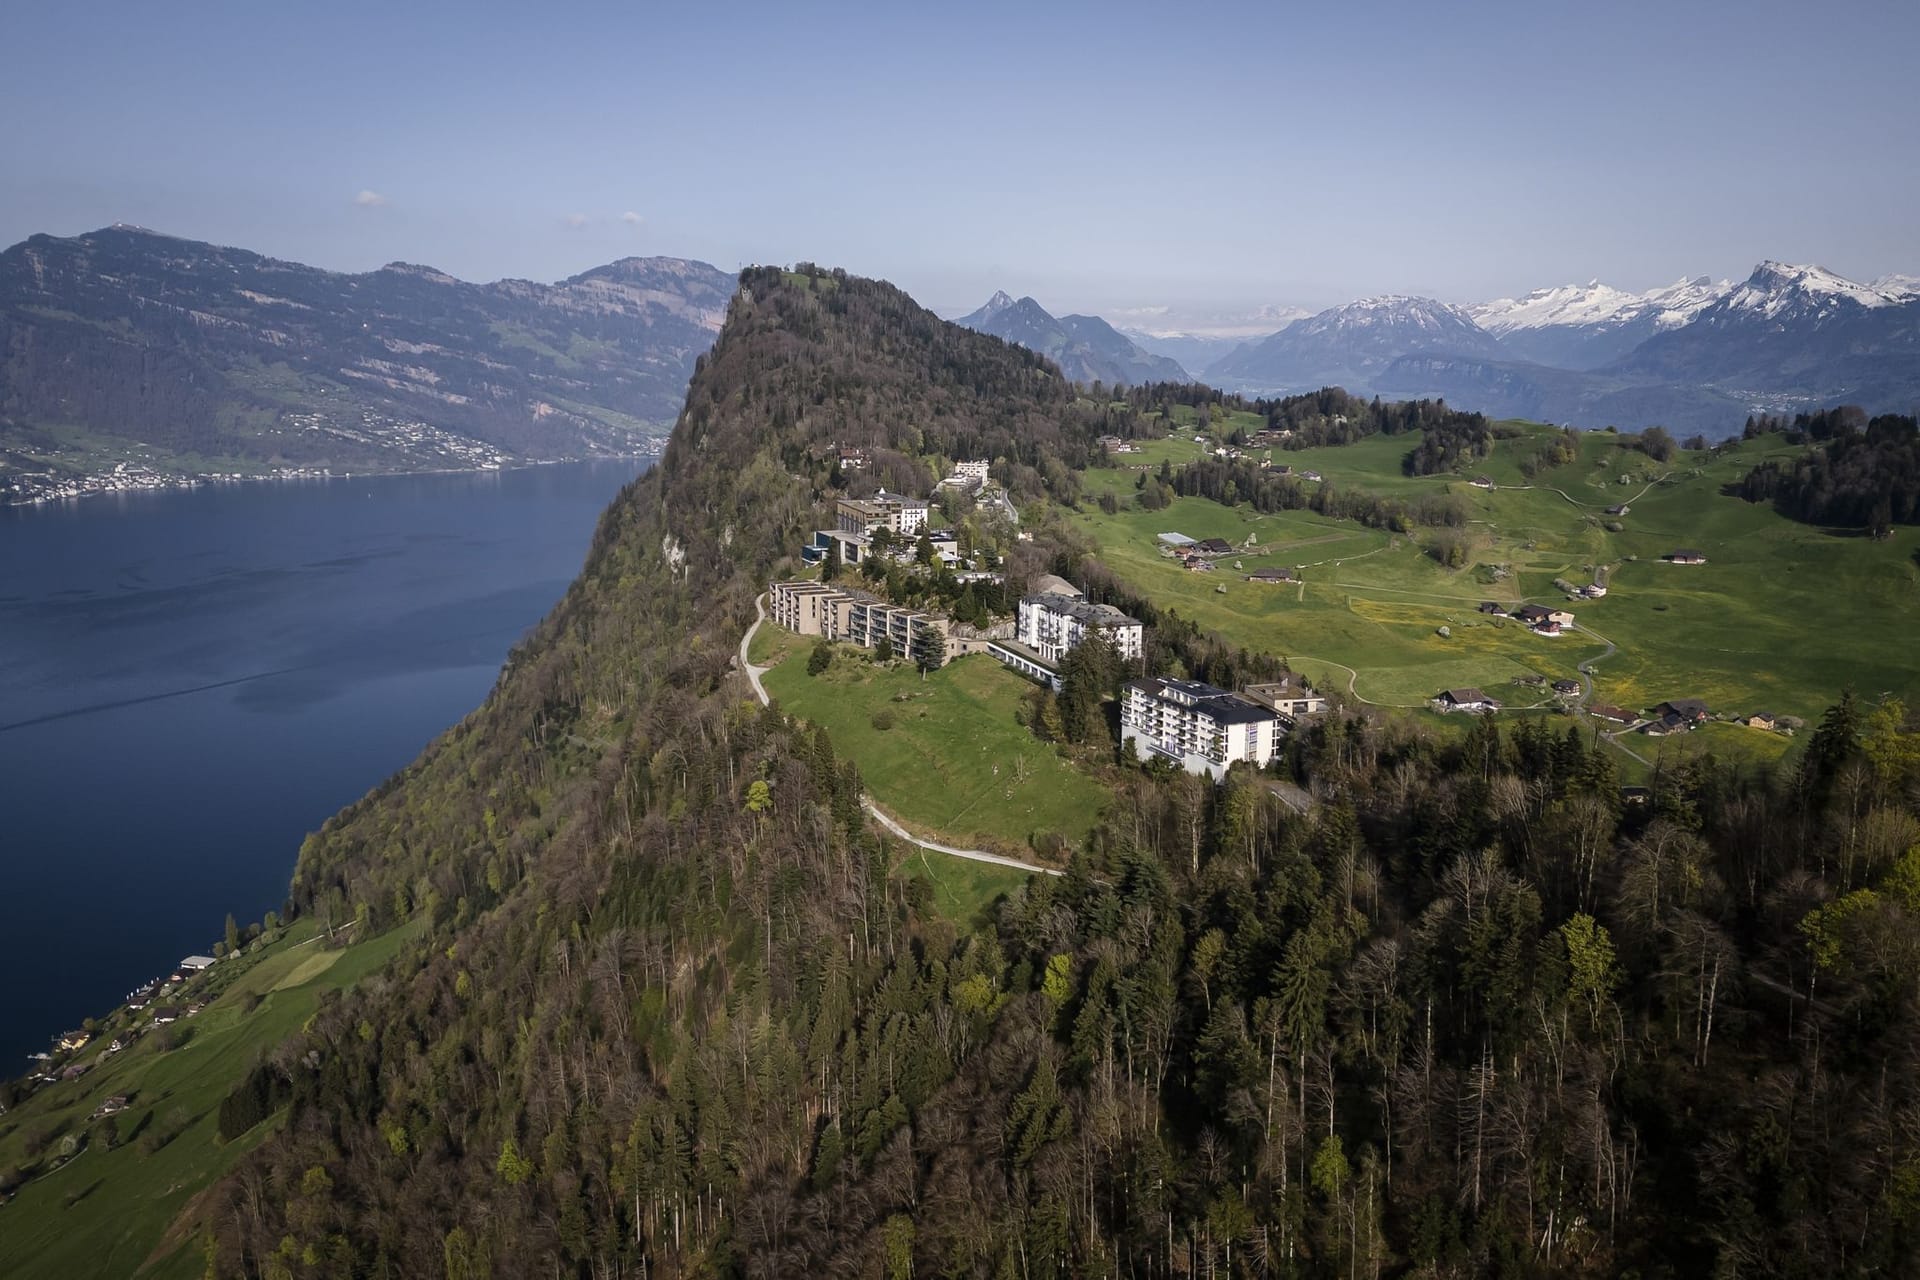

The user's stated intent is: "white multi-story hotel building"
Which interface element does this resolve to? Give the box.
[836,490,931,538]
[1121,677,1283,779]
[1015,592,1144,665]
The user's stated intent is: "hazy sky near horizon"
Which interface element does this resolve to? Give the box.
[5,0,1916,317]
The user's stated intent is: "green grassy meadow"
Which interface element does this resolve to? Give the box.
[1073,423,1919,727]
[761,649,1107,856]
[0,918,425,1279]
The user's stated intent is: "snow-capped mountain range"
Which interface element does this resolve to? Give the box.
[955,261,1913,433]
[1190,261,1918,434]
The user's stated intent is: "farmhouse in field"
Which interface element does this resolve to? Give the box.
[1195,537,1234,556]
[1589,704,1636,724]
[1122,677,1285,780]
[1157,532,1197,553]
[1433,688,1500,713]
[1643,712,1689,737]
[1245,567,1298,584]
[1515,604,1575,629]
[1666,549,1708,565]
[1654,698,1710,725]
[1746,711,1779,730]
[1552,678,1582,697]
[1478,601,1505,615]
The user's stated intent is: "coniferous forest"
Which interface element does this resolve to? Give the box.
[195,269,1920,1278]
[1734,408,1920,535]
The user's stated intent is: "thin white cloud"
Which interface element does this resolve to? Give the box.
[620,210,644,226]
[564,213,590,228]
[354,189,389,208]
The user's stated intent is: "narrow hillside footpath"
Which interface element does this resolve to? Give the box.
[738,595,1060,877]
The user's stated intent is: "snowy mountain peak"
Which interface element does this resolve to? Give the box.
[1306,295,1483,331]
[1471,275,1730,335]
[1724,261,1903,319]
[1873,273,1920,299]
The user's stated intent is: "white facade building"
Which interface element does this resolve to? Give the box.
[1121,678,1283,780]
[1016,591,1144,665]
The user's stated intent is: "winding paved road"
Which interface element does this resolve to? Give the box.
[737,595,1060,877]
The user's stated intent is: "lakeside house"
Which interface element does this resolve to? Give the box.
[1434,688,1500,713]
[1121,677,1285,780]
[1666,549,1708,565]
[178,955,216,973]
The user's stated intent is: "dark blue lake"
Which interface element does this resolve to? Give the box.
[0,460,646,1068]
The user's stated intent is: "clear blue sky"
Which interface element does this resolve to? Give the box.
[4,0,1915,314]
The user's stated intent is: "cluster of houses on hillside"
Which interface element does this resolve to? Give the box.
[1097,436,1142,455]
[799,491,1007,583]
[1432,689,1787,740]
[24,952,219,1090]
[1478,601,1577,636]
[768,562,1329,780]
[1153,531,1307,583]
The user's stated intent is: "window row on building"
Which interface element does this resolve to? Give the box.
[767,580,951,668]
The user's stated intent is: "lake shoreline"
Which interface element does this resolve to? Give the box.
[1,449,661,510]
[0,459,649,1068]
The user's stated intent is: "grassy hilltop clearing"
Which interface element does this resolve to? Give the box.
[1071,415,1917,739]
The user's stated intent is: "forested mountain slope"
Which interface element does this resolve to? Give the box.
[172,268,1920,1278]
[0,226,734,496]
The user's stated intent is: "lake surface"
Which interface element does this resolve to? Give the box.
[0,460,646,1068]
